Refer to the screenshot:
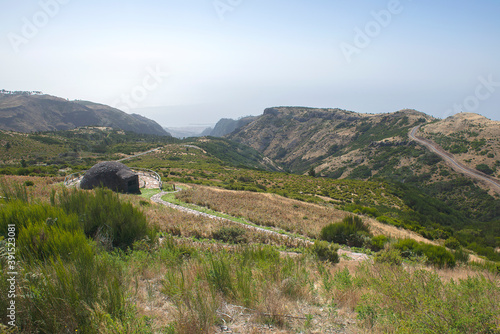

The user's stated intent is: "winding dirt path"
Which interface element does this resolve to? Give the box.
[409,126,500,194]
[116,147,162,162]
[150,190,369,261]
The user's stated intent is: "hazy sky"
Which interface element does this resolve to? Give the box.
[1,0,499,127]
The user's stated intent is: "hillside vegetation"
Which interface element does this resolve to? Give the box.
[1,109,499,262]
[0,174,498,333]
[0,93,169,135]
[420,112,500,178]
[223,107,500,261]
[1,105,500,332]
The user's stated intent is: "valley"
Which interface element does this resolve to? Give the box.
[0,104,499,333]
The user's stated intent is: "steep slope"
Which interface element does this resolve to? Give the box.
[0,93,170,136]
[228,107,500,257]
[418,113,500,179]
[185,136,281,171]
[0,126,177,166]
[229,107,432,174]
[208,116,258,137]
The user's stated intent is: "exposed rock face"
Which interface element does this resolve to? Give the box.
[80,161,140,194]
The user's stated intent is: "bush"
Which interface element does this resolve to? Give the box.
[320,215,371,247]
[310,240,339,263]
[374,248,403,265]
[357,265,500,333]
[15,253,126,333]
[18,220,94,264]
[420,244,456,268]
[393,238,422,257]
[0,200,79,236]
[0,199,130,333]
[476,163,494,175]
[212,226,247,244]
[369,235,388,251]
[453,247,470,264]
[57,188,155,250]
[0,201,96,265]
[393,239,456,268]
[444,236,461,250]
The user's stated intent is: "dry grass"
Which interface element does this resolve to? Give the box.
[175,185,444,246]
[366,217,439,245]
[175,185,351,239]
[131,195,306,249]
[0,175,64,201]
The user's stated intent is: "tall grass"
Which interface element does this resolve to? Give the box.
[160,245,316,333]
[355,263,500,333]
[57,187,156,250]
[16,253,126,333]
[0,178,29,203]
[0,187,156,333]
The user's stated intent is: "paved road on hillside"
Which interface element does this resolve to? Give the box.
[409,126,500,194]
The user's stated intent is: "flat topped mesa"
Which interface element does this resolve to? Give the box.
[80,161,140,194]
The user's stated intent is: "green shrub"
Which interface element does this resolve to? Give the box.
[393,238,422,257]
[444,236,461,249]
[0,199,131,333]
[357,265,499,333]
[0,200,94,265]
[0,200,80,236]
[320,215,371,247]
[310,240,339,263]
[204,252,234,297]
[419,244,455,268]
[369,235,388,251]
[16,253,126,333]
[393,239,456,268]
[57,188,155,250]
[17,220,93,264]
[476,163,494,175]
[453,247,470,264]
[212,226,247,244]
[374,248,403,265]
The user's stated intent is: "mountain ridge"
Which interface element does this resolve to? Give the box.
[0,93,170,136]
[228,106,433,174]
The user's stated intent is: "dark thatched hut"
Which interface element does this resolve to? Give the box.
[80,161,140,194]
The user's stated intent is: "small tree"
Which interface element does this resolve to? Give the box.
[308,167,316,177]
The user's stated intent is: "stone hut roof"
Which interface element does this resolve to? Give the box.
[80,161,140,194]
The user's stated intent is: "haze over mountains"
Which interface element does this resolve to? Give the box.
[0,92,169,136]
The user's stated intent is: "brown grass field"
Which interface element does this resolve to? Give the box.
[174,184,443,244]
